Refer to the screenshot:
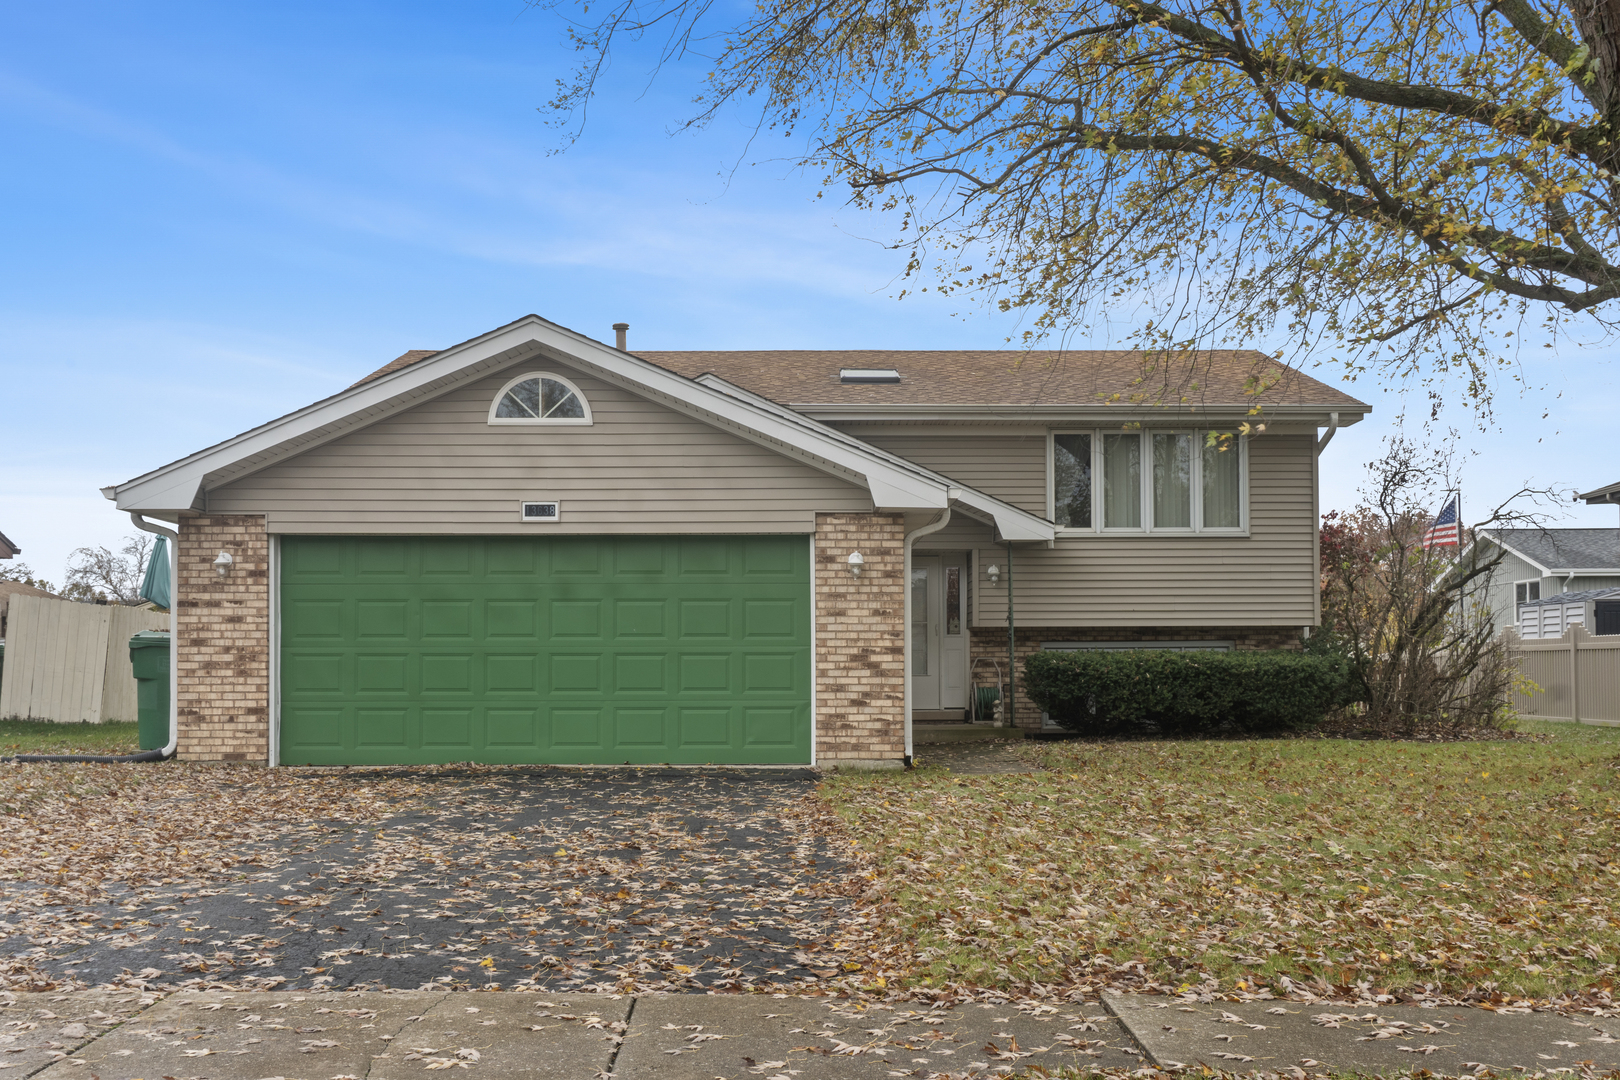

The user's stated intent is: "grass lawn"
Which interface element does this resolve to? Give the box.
[819,721,1620,1002]
[0,718,141,755]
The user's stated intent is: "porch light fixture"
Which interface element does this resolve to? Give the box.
[847,551,865,578]
[213,551,233,577]
[986,563,1000,584]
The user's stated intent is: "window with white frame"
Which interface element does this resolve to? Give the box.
[488,371,593,425]
[1051,430,1245,533]
[1515,579,1542,605]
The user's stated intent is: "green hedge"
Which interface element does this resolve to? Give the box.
[1022,648,1350,736]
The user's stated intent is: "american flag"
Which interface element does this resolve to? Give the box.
[1422,495,1460,549]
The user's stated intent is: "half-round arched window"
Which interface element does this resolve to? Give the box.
[487,372,593,426]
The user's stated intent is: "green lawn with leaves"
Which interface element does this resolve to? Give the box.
[0,718,140,755]
[819,722,1620,1002]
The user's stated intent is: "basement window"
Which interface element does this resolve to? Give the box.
[489,371,593,425]
[839,368,901,384]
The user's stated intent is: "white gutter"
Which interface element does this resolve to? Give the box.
[903,508,953,764]
[127,513,179,759]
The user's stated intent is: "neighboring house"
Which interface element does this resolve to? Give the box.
[1473,529,1620,635]
[100,314,1369,768]
[0,531,18,560]
[1578,480,1620,523]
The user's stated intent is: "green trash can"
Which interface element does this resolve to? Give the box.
[129,631,171,751]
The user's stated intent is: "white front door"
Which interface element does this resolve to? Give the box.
[911,553,969,712]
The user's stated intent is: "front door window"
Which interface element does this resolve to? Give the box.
[911,566,930,675]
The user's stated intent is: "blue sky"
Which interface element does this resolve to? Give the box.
[2,0,1616,584]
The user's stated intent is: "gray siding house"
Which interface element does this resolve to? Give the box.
[1474,529,1620,634]
[102,314,1368,768]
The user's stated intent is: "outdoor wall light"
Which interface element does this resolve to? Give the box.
[986,564,1001,584]
[213,551,234,577]
[847,551,864,578]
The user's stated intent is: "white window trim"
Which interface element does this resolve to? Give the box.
[1047,429,1248,536]
[487,371,594,426]
[1514,578,1543,605]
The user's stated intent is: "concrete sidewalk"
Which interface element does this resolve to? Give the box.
[1108,993,1620,1076]
[3,989,1616,1078]
[5,989,1147,1079]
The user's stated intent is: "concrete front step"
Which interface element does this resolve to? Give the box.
[913,722,1026,744]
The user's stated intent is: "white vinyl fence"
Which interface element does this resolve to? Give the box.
[1507,624,1620,725]
[0,594,168,723]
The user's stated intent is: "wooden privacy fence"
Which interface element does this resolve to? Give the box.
[0,594,168,723]
[1507,624,1620,725]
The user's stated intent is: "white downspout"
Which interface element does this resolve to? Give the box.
[903,506,953,764]
[128,513,179,759]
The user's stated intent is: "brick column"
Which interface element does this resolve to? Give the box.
[814,513,907,768]
[177,515,270,762]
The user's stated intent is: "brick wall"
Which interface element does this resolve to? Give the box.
[814,513,907,766]
[177,515,270,762]
[970,624,1306,731]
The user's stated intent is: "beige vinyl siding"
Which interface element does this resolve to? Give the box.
[208,362,872,533]
[847,432,1048,514]
[973,434,1316,626]
[914,514,996,550]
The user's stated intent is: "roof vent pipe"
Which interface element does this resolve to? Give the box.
[613,322,629,351]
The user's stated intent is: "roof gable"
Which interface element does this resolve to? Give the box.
[105,315,1055,542]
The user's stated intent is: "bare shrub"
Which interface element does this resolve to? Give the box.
[1321,439,1548,735]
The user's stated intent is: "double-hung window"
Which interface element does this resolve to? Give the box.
[1051,430,1246,533]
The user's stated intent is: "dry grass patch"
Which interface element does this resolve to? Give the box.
[819,722,1620,1002]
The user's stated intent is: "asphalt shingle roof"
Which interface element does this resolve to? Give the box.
[1483,528,1620,571]
[1518,586,1620,608]
[352,346,1369,410]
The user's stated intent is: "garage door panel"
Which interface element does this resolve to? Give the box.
[487,654,537,692]
[279,535,809,765]
[679,600,730,638]
[549,706,605,747]
[422,654,472,692]
[283,705,344,748]
[356,600,408,640]
[487,600,538,638]
[422,601,472,638]
[422,708,473,746]
[679,707,732,746]
[357,708,407,747]
[486,708,538,747]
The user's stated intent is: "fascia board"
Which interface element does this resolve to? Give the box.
[953,488,1054,541]
[797,404,1369,425]
[1548,567,1620,575]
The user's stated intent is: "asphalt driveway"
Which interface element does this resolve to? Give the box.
[2,767,859,994]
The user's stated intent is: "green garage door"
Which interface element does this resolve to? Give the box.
[278,535,811,766]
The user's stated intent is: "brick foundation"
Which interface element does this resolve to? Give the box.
[970,624,1306,731]
[814,513,907,766]
[177,515,270,762]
